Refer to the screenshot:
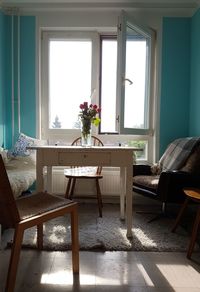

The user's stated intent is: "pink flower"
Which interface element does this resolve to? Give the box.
[83,102,88,108]
[79,101,101,127]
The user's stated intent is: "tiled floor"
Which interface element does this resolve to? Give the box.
[0,249,200,292]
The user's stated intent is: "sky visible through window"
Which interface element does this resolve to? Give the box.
[49,40,92,129]
[49,38,146,131]
[100,39,117,132]
[125,39,146,129]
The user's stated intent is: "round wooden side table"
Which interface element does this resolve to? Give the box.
[171,188,200,259]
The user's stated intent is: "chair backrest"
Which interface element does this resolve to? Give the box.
[72,136,104,175]
[180,144,200,175]
[0,155,20,228]
[72,136,103,147]
[159,137,200,172]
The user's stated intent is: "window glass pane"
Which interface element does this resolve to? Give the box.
[124,27,148,129]
[127,140,148,160]
[100,38,117,133]
[49,40,92,129]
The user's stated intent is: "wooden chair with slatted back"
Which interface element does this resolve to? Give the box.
[0,154,79,292]
[172,188,200,259]
[64,136,104,217]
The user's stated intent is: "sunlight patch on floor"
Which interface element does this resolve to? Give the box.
[137,263,154,286]
[41,271,95,285]
[156,263,200,286]
[134,228,157,248]
[48,225,69,244]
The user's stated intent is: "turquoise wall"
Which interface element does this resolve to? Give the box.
[160,18,191,156]
[4,16,12,148]
[20,16,36,137]
[0,11,5,146]
[0,13,36,149]
[190,9,200,136]
[0,12,12,148]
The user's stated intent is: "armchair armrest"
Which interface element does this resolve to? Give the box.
[133,164,152,176]
[157,170,200,203]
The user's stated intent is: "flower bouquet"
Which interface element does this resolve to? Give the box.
[79,102,101,146]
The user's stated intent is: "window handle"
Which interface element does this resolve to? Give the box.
[124,78,133,85]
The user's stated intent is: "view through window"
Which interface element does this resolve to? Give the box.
[100,36,148,133]
[49,40,92,129]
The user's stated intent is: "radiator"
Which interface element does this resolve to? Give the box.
[44,167,121,196]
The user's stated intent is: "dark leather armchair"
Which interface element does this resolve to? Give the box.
[133,137,200,221]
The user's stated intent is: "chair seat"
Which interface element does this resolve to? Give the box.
[183,188,200,200]
[133,175,159,191]
[64,167,103,178]
[16,193,73,220]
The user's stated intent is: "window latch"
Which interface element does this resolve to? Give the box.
[124,78,133,85]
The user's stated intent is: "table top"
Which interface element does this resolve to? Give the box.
[28,145,142,151]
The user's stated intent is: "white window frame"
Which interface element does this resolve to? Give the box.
[40,23,156,163]
[40,31,99,142]
[116,11,155,136]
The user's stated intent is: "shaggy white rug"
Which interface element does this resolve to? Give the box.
[5,203,197,252]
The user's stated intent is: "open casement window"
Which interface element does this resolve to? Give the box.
[116,11,155,135]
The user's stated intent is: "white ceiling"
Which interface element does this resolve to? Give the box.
[1,0,200,12]
[2,0,200,6]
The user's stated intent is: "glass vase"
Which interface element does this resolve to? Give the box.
[81,119,92,147]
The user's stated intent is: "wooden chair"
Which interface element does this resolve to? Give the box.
[171,188,200,259]
[64,136,104,217]
[0,155,79,292]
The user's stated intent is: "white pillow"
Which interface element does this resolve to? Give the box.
[8,133,47,158]
[0,147,10,164]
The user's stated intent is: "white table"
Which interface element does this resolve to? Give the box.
[30,145,137,237]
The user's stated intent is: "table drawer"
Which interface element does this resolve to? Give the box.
[58,151,111,166]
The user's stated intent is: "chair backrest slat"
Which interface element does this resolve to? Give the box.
[0,155,20,227]
[72,136,104,174]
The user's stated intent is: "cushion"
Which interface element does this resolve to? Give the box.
[158,137,200,172]
[180,145,200,175]
[8,133,47,158]
[151,163,161,175]
[0,147,10,165]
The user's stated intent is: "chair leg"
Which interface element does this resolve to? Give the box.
[171,197,189,233]
[95,178,103,217]
[187,206,200,259]
[70,178,76,199]
[6,224,24,292]
[136,201,168,223]
[65,178,72,199]
[70,205,79,274]
[37,224,43,250]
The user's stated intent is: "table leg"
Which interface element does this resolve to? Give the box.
[36,151,44,192]
[120,166,126,220]
[126,163,133,238]
[46,166,53,193]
